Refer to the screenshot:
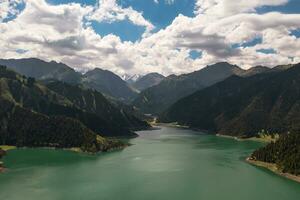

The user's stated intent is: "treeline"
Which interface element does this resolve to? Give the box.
[251,132,300,175]
[0,102,123,152]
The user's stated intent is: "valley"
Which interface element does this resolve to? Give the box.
[1,0,300,199]
[0,58,300,198]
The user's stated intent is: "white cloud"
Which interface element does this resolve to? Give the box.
[0,0,23,22]
[89,0,154,37]
[194,0,289,17]
[0,0,300,77]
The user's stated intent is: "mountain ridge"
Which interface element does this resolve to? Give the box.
[131,72,165,91]
[0,65,125,152]
[159,63,300,137]
[0,58,138,102]
[133,62,247,114]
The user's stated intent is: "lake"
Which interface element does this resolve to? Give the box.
[0,126,299,200]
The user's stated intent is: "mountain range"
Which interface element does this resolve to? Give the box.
[130,73,165,91]
[82,68,138,102]
[1,57,299,176]
[133,62,273,114]
[122,74,142,84]
[159,63,300,137]
[0,58,137,102]
[0,65,149,152]
[0,58,82,84]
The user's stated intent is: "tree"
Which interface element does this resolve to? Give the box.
[27,77,35,87]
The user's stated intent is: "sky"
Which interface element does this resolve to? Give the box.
[1,0,300,76]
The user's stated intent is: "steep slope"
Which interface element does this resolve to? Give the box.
[131,73,165,91]
[159,63,300,137]
[0,66,144,137]
[83,68,138,102]
[0,66,123,152]
[45,80,149,133]
[0,58,81,84]
[133,62,245,114]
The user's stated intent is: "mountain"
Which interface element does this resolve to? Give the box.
[133,62,245,114]
[0,58,138,102]
[131,73,165,91]
[0,65,148,136]
[122,74,142,84]
[272,64,294,72]
[159,63,300,137]
[239,66,271,77]
[45,80,149,134]
[83,68,138,102]
[249,132,300,176]
[0,65,124,152]
[0,58,81,84]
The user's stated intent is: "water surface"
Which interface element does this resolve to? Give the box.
[0,126,299,200]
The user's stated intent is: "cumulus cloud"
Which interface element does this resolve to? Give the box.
[194,0,289,17]
[0,0,24,22]
[0,0,300,76]
[89,0,154,37]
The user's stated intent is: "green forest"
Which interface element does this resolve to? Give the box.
[251,132,300,175]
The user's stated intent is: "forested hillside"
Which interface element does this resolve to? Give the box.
[250,132,300,176]
[160,63,300,137]
[133,62,245,114]
[46,81,149,133]
[0,66,124,152]
[0,65,149,153]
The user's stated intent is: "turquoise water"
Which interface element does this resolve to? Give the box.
[0,126,299,200]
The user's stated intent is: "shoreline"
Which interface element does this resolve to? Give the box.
[0,145,127,154]
[155,122,276,143]
[0,161,4,173]
[0,144,127,173]
[246,158,300,184]
[154,124,297,183]
[152,122,190,129]
[0,146,16,151]
[216,134,275,143]
[0,147,7,173]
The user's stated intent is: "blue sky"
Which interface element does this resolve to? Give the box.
[44,0,300,43]
[1,0,300,75]
[47,0,196,42]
